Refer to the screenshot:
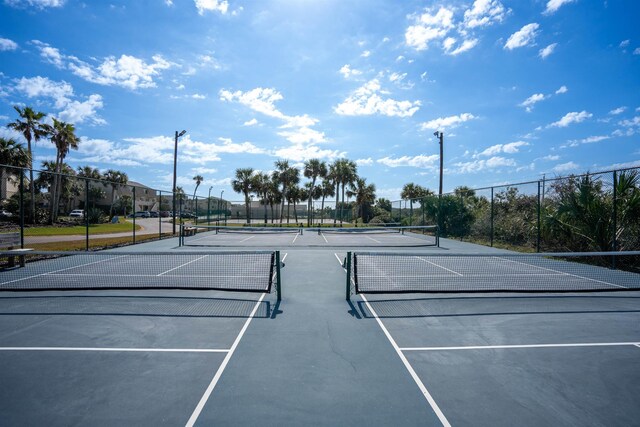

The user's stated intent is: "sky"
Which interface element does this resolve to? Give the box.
[0,0,639,201]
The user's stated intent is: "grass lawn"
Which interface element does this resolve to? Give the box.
[25,221,142,236]
[27,233,175,251]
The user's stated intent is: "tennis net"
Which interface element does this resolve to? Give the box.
[0,250,282,299]
[311,225,439,246]
[345,251,640,299]
[180,224,302,246]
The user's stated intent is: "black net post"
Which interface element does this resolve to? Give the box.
[85,178,89,251]
[275,250,282,301]
[490,186,494,247]
[612,170,618,269]
[19,168,25,248]
[158,191,163,239]
[132,186,136,244]
[345,251,352,300]
[537,180,541,253]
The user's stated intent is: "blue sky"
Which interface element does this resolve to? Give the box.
[1,0,639,201]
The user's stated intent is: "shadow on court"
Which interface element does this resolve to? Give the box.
[0,294,282,319]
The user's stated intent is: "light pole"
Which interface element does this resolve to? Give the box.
[172,129,186,235]
[218,190,224,224]
[434,131,444,233]
[207,186,213,224]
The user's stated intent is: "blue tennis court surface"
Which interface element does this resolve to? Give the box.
[1,237,639,426]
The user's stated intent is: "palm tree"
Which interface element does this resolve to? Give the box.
[287,185,306,223]
[319,177,335,225]
[328,161,340,225]
[252,172,271,224]
[273,160,299,224]
[48,119,79,223]
[0,138,30,205]
[303,159,327,226]
[77,166,101,180]
[103,169,128,219]
[232,168,255,224]
[192,175,204,220]
[401,183,429,225]
[347,177,376,224]
[267,176,281,223]
[7,106,49,223]
[333,158,357,225]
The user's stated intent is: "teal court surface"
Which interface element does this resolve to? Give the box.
[1,231,639,426]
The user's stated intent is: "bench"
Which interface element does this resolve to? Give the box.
[0,232,33,268]
[183,227,197,237]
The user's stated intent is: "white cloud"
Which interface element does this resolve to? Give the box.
[538,43,557,59]
[191,93,206,99]
[377,154,439,169]
[405,7,455,51]
[543,0,576,15]
[243,118,258,126]
[58,94,105,125]
[552,161,578,172]
[567,135,610,145]
[361,50,371,58]
[273,145,344,162]
[609,106,626,115]
[519,93,546,112]
[194,0,228,15]
[443,38,479,56]
[356,158,374,166]
[0,37,18,51]
[420,113,477,131]
[634,48,640,55]
[339,64,362,79]
[334,79,421,118]
[15,76,73,109]
[555,85,568,94]
[548,111,592,128]
[463,0,508,29]
[454,156,516,173]
[542,155,560,161]
[5,0,65,8]
[619,40,630,48]
[504,23,539,50]
[479,141,529,156]
[32,41,174,90]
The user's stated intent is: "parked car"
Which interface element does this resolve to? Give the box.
[160,211,171,217]
[134,211,151,218]
[148,211,159,218]
[180,212,197,219]
[69,209,85,218]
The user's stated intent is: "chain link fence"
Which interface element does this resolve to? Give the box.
[393,166,640,253]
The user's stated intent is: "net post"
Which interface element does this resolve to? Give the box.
[275,250,282,301]
[537,180,541,253]
[490,186,494,247]
[436,225,440,247]
[19,168,25,248]
[85,178,90,251]
[345,252,352,300]
[178,223,183,246]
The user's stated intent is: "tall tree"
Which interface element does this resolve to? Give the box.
[273,160,299,224]
[347,177,376,224]
[303,159,327,226]
[333,158,357,225]
[0,137,30,204]
[401,183,430,225]
[232,168,255,224]
[319,177,335,225]
[252,172,271,224]
[103,169,129,219]
[192,175,204,216]
[48,119,79,223]
[7,106,49,223]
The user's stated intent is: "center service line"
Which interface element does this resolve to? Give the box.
[400,342,640,351]
[185,252,286,427]
[333,254,450,427]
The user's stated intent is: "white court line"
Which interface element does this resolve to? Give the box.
[240,235,255,243]
[332,254,450,427]
[415,257,464,277]
[157,255,209,276]
[334,253,343,266]
[0,347,228,353]
[44,273,266,279]
[496,256,627,289]
[401,342,640,351]
[361,294,451,427]
[321,233,328,244]
[0,255,128,286]
[292,233,299,244]
[357,273,564,278]
[185,254,286,427]
[365,235,382,244]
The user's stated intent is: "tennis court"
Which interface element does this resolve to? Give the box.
[1,236,639,426]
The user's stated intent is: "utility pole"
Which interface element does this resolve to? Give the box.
[434,131,444,233]
[172,130,186,235]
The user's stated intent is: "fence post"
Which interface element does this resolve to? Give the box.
[132,186,136,244]
[612,170,618,252]
[85,178,89,251]
[537,180,541,253]
[490,186,494,247]
[158,191,163,239]
[345,252,352,300]
[19,169,24,248]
